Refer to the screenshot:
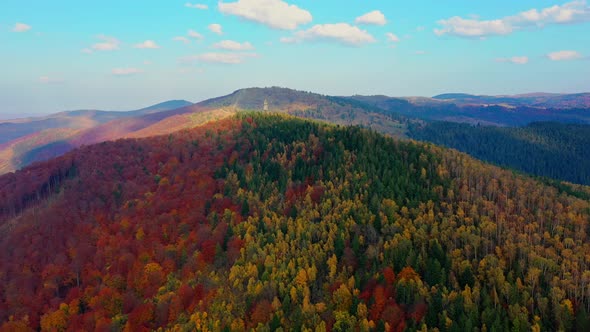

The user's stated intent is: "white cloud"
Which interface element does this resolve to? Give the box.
[38,76,64,84]
[178,67,205,74]
[143,60,152,65]
[416,26,426,32]
[13,22,31,32]
[436,1,590,38]
[386,32,400,42]
[547,50,583,61]
[208,23,223,34]
[496,56,529,64]
[214,40,255,51]
[434,17,513,37]
[180,52,258,64]
[185,3,208,9]
[355,10,387,26]
[173,36,191,44]
[91,35,120,51]
[414,50,427,55]
[513,1,590,25]
[509,56,529,64]
[134,40,160,49]
[81,48,93,54]
[112,68,143,76]
[219,0,312,30]
[281,23,376,46]
[188,30,204,39]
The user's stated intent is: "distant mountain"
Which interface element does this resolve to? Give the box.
[512,92,562,98]
[346,95,414,112]
[432,92,590,109]
[432,93,482,100]
[0,100,193,174]
[351,94,590,126]
[0,100,193,145]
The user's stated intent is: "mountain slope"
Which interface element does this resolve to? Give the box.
[0,100,193,144]
[2,87,589,184]
[0,88,408,175]
[0,101,194,174]
[408,121,590,185]
[1,113,588,331]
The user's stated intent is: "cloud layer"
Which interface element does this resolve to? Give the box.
[112,68,143,76]
[188,29,204,39]
[39,76,64,84]
[547,50,583,61]
[219,0,312,30]
[134,40,160,49]
[496,56,529,64]
[91,35,121,51]
[386,32,400,43]
[281,23,376,46]
[355,10,387,26]
[13,22,31,32]
[435,17,512,37]
[214,40,255,51]
[436,0,590,37]
[185,3,208,10]
[173,36,191,44]
[181,52,258,64]
[208,24,223,35]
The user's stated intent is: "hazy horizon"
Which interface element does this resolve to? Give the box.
[2,86,590,121]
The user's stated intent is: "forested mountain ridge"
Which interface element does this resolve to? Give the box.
[3,87,590,178]
[1,113,589,331]
[408,121,590,185]
[0,87,407,176]
[199,87,408,135]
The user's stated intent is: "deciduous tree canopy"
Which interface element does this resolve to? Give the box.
[0,113,588,331]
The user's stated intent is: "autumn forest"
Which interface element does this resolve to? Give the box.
[0,113,588,331]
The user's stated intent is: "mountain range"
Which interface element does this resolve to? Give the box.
[1,87,589,184]
[431,92,590,109]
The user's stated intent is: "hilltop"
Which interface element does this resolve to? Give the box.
[0,88,407,175]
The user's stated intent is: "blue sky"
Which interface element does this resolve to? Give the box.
[2,0,590,117]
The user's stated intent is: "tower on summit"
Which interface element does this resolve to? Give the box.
[263,99,269,111]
